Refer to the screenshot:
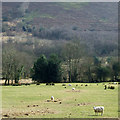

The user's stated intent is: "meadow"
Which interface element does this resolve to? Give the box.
[2,83,118,118]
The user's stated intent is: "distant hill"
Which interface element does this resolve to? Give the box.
[2,2,118,57]
[2,2,117,30]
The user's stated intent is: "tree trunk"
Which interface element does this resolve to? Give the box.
[5,79,7,85]
[11,80,13,85]
[8,79,10,85]
[68,71,71,83]
[88,67,92,82]
[15,78,18,83]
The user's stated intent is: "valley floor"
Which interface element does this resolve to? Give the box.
[2,82,118,118]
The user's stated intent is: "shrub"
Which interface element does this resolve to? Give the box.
[46,83,54,85]
[62,84,66,86]
[108,86,115,89]
[51,83,55,86]
[46,83,49,85]
[36,82,40,85]
[63,77,67,81]
[110,86,115,89]
[72,26,78,31]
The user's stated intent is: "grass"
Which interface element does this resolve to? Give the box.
[2,83,118,118]
[24,11,55,22]
[24,11,38,21]
[58,3,88,10]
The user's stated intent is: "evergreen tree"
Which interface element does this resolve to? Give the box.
[32,54,62,83]
[32,55,48,83]
[47,54,62,83]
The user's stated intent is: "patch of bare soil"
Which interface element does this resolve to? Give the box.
[46,98,61,103]
[2,108,55,118]
[27,104,39,107]
[66,90,80,92]
[77,103,91,106]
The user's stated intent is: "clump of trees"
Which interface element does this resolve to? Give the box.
[60,41,120,83]
[2,40,120,85]
[2,45,33,85]
[2,49,23,85]
[61,40,86,83]
[31,54,62,83]
[21,25,72,40]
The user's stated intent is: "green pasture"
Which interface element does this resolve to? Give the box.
[2,83,118,118]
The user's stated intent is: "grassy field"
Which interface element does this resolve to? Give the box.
[2,83,118,118]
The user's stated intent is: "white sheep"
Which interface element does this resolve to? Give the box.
[51,96,54,101]
[72,88,75,90]
[113,82,117,85]
[93,106,104,116]
[68,84,72,86]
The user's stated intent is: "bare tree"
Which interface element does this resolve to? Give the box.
[2,48,24,85]
[62,40,86,82]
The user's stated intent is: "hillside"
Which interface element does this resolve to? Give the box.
[3,2,118,30]
[2,2,118,58]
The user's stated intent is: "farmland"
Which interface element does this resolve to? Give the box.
[2,82,118,118]
[2,2,119,119]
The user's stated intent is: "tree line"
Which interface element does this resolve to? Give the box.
[2,41,120,85]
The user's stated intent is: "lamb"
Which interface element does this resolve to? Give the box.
[93,106,104,116]
[51,96,54,101]
[72,88,75,90]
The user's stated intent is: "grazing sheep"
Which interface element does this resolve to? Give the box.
[72,88,75,90]
[93,106,104,116]
[69,84,72,86]
[51,96,54,101]
[113,82,117,85]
